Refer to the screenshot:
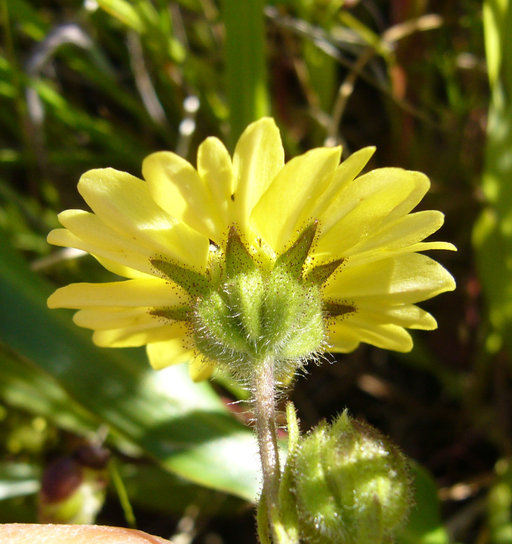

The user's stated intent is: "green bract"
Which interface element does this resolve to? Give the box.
[292,411,412,544]
[154,225,337,384]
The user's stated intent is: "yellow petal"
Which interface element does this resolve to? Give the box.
[311,146,376,217]
[321,210,445,262]
[343,241,456,269]
[327,301,435,352]
[147,341,214,380]
[47,278,188,309]
[146,338,194,370]
[324,253,456,304]
[329,320,413,352]
[94,255,153,279]
[189,357,216,382]
[313,210,456,269]
[197,136,235,230]
[352,210,446,252]
[355,167,430,220]
[251,147,341,253]
[92,320,188,347]
[48,225,156,277]
[78,168,209,271]
[232,118,285,237]
[142,151,225,242]
[73,307,161,330]
[318,168,430,256]
[326,324,361,352]
[350,302,437,330]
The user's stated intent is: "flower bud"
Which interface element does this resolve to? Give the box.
[292,411,412,544]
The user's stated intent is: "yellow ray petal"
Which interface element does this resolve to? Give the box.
[92,321,188,347]
[318,168,430,256]
[73,306,165,330]
[350,302,438,330]
[354,167,430,220]
[197,136,235,231]
[313,209,456,269]
[142,151,225,243]
[189,357,216,382]
[251,147,341,253]
[146,338,194,370]
[79,169,209,271]
[329,320,413,352]
[342,241,456,269]
[326,324,361,352]
[319,210,446,262]
[232,118,285,237]
[47,278,188,309]
[94,255,153,279]
[48,226,156,277]
[324,253,456,304]
[311,146,376,218]
[353,210,446,252]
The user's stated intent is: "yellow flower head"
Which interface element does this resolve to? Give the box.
[48,118,455,382]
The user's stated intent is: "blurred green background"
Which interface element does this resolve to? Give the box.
[0,1,510,543]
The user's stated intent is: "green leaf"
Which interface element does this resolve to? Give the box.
[119,462,244,516]
[0,464,38,523]
[0,237,260,502]
[0,346,100,437]
[97,0,145,32]
[222,0,269,147]
[397,462,451,544]
[0,462,40,501]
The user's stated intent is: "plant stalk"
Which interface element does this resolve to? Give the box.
[253,356,286,543]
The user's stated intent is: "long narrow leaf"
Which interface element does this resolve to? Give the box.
[222,0,269,147]
[0,239,260,501]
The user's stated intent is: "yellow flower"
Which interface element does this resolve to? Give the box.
[47,118,455,382]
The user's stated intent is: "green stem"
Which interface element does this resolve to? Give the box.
[254,357,280,510]
[253,356,287,543]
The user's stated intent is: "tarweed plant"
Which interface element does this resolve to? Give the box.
[47,117,455,543]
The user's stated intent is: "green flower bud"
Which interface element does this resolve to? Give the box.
[292,411,412,544]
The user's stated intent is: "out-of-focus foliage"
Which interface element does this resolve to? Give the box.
[473,1,512,542]
[474,0,512,352]
[0,0,507,543]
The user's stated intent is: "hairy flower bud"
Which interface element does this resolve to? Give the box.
[292,411,412,544]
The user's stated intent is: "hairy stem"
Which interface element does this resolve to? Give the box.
[253,356,282,543]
